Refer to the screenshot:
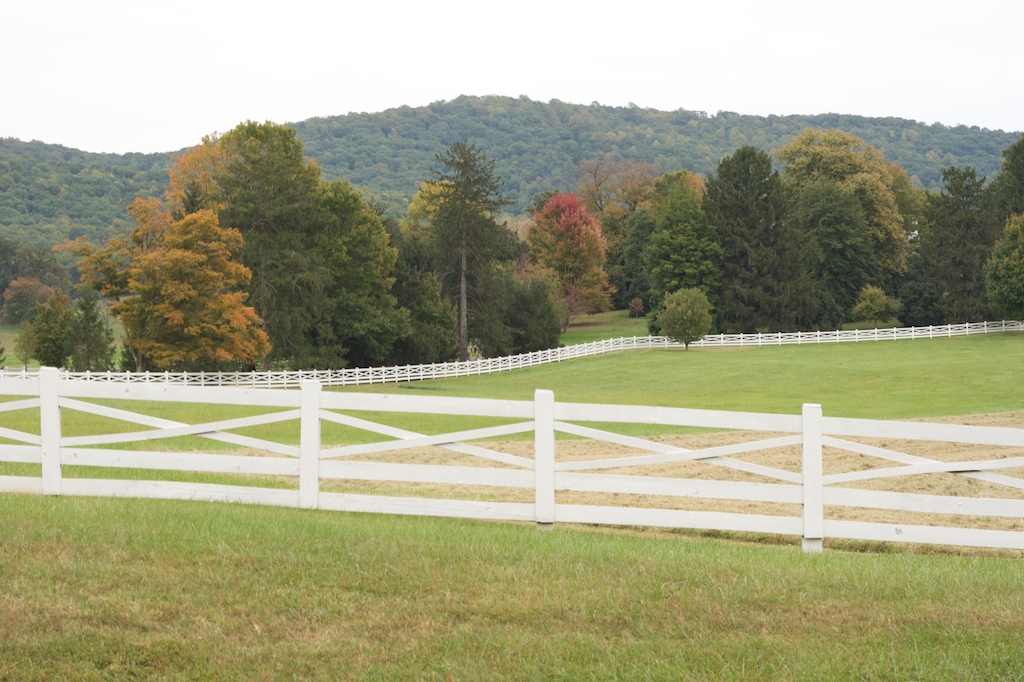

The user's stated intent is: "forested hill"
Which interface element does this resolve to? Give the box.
[2,95,1021,248]
[0,138,173,249]
[294,96,1019,215]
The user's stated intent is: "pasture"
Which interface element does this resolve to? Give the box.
[3,332,1024,679]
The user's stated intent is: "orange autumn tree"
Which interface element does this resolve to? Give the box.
[72,197,269,371]
[527,193,612,329]
[165,135,229,218]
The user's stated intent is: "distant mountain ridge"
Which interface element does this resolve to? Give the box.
[2,95,1020,248]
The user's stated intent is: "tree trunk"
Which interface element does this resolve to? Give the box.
[458,240,469,362]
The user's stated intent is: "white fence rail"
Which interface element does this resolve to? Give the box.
[1,320,1020,389]
[3,368,1024,552]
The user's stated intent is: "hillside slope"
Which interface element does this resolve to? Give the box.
[1,95,1019,247]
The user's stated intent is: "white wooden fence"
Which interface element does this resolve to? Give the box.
[1,320,1020,389]
[3,368,1024,552]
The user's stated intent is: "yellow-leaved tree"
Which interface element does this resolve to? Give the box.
[71,197,269,371]
[776,129,915,291]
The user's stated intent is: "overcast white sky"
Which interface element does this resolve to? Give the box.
[3,0,1022,155]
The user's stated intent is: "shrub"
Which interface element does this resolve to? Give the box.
[628,298,645,318]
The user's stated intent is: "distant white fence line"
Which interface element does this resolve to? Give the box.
[1,320,1021,389]
[3,368,1024,553]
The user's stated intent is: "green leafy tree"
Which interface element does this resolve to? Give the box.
[644,171,721,313]
[383,216,458,365]
[67,292,115,372]
[0,235,69,303]
[658,288,713,350]
[430,143,516,361]
[898,280,944,327]
[469,265,561,357]
[985,214,1024,320]
[14,320,36,369]
[704,146,818,333]
[31,290,74,368]
[792,180,878,326]
[851,285,901,326]
[776,129,911,292]
[305,180,410,368]
[918,166,995,322]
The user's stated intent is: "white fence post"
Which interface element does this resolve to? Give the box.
[534,389,556,529]
[801,403,824,553]
[39,367,62,495]
[299,379,322,510]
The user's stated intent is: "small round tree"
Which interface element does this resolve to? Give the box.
[985,214,1024,320]
[851,285,901,326]
[658,288,712,350]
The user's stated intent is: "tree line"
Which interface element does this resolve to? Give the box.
[2,122,1023,372]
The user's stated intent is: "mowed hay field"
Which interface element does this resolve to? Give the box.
[3,331,1024,679]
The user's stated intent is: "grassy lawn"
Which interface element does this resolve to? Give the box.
[347,332,1024,420]
[3,494,1023,681]
[559,310,649,345]
[2,333,1023,449]
[0,323,23,367]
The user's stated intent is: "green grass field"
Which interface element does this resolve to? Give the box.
[347,332,1024,420]
[4,331,1024,679]
[3,495,1023,681]
[0,324,20,366]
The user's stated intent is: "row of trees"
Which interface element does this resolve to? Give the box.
[564,129,1024,335]
[4,123,1022,372]
[6,127,563,371]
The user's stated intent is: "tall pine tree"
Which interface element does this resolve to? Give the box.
[429,143,515,361]
[705,147,817,332]
[919,166,995,322]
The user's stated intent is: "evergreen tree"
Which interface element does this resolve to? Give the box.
[430,143,516,361]
[468,265,561,358]
[31,290,73,368]
[919,166,995,322]
[620,207,657,309]
[985,214,1024,320]
[307,180,410,368]
[217,122,329,368]
[67,292,115,372]
[644,171,721,314]
[898,279,945,327]
[705,146,818,333]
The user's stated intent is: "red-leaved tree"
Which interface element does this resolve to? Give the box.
[527,193,612,329]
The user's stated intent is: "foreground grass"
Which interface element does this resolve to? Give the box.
[2,495,1023,681]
